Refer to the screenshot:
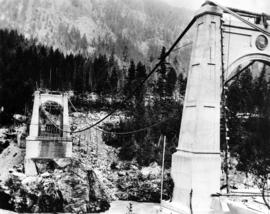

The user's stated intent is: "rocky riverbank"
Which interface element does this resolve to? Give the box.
[0,157,110,213]
[0,112,174,213]
[71,111,174,203]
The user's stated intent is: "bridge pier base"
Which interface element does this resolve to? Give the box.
[168,151,220,213]
[159,152,222,214]
[24,158,38,176]
[159,199,225,214]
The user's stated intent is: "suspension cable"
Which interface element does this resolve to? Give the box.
[224,60,256,85]
[68,98,78,112]
[209,1,270,37]
[69,97,179,135]
[94,118,176,135]
[172,42,193,52]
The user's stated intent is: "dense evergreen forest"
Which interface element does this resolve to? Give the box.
[225,65,270,189]
[0,29,124,123]
[0,30,181,118]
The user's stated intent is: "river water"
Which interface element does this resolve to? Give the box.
[102,201,160,214]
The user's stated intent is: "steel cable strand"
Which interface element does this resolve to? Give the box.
[68,95,179,135]
[209,1,270,37]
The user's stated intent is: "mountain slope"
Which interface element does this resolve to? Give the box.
[0,0,192,61]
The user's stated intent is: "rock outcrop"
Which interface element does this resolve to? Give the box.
[114,162,174,202]
[1,158,110,213]
[0,112,174,213]
[0,143,24,182]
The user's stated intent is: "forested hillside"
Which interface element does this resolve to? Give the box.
[0,28,186,129]
[0,29,115,122]
[0,0,192,65]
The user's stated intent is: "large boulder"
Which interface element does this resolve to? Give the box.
[3,172,64,213]
[52,159,110,213]
[54,158,72,168]
[0,128,9,154]
[141,162,161,179]
[0,143,24,182]
[15,125,27,148]
[0,128,8,139]
[87,170,110,212]
[1,158,110,213]
[13,115,27,123]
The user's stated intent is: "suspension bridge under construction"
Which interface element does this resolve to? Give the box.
[24,1,270,213]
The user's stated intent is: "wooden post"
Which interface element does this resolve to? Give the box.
[160,135,166,202]
[96,128,99,164]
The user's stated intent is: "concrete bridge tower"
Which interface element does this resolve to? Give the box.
[172,3,221,213]
[161,0,270,213]
[25,91,72,175]
[162,2,223,214]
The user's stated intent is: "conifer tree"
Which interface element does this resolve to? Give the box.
[110,67,118,93]
[134,61,147,103]
[124,60,136,97]
[165,67,177,97]
[156,46,167,99]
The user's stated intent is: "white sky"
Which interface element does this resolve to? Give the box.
[163,0,270,13]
